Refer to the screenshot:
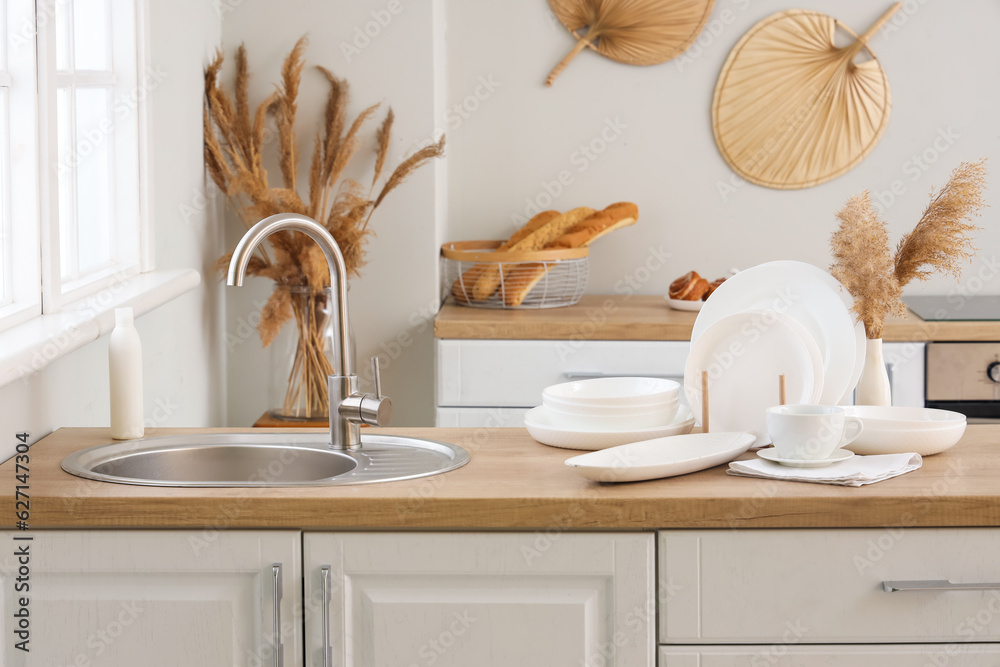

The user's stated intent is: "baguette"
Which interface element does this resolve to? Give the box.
[504,202,639,307]
[471,206,595,301]
[451,210,560,303]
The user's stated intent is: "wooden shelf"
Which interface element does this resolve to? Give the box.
[435,295,1000,342]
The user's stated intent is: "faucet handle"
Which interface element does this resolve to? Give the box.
[358,355,391,427]
[371,356,383,398]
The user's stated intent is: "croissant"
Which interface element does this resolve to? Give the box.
[669,271,710,301]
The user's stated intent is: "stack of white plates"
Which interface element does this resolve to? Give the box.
[684,261,866,443]
[525,377,695,450]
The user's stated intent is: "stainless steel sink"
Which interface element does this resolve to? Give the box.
[61,433,470,487]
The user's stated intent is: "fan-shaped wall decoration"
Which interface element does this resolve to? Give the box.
[546,0,716,86]
[712,3,901,189]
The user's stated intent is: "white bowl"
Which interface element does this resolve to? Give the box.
[543,401,679,430]
[843,421,967,456]
[543,394,679,417]
[542,377,680,407]
[843,406,966,430]
[524,406,695,450]
[543,393,677,413]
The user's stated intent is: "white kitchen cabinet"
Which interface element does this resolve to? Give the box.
[434,406,530,427]
[659,529,1000,644]
[435,339,690,426]
[659,645,1000,666]
[303,532,655,667]
[883,341,925,407]
[0,530,302,667]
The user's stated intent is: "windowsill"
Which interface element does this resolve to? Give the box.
[0,268,201,389]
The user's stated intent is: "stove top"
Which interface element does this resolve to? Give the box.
[905,295,1000,322]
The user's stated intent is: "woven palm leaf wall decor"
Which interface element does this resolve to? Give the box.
[546,0,716,86]
[712,3,902,189]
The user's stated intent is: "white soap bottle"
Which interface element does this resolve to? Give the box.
[109,307,144,439]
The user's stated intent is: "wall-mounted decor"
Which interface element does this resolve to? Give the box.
[712,3,901,189]
[545,0,715,86]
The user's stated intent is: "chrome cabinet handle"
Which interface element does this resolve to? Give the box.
[563,372,684,382]
[883,579,1000,592]
[321,565,333,667]
[272,563,284,667]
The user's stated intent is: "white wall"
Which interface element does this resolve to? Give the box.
[0,0,226,451]
[221,0,1000,427]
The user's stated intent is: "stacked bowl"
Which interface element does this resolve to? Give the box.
[543,377,680,430]
[526,377,695,450]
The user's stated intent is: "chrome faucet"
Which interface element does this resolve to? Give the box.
[227,213,391,450]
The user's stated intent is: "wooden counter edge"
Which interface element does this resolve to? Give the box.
[5,426,1000,529]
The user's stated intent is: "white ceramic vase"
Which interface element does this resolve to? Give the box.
[855,338,891,406]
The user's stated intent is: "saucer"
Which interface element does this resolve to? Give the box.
[524,405,696,450]
[756,447,855,468]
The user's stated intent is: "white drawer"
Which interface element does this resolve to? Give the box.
[660,645,1000,666]
[436,339,689,407]
[435,406,531,427]
[659,528,1000,643]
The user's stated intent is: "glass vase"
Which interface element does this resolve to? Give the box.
[267,285,349,421]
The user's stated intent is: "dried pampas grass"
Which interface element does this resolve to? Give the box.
[830,159,988,339]
[830,193,904,338]
[204,36,446,335]
[895,158,987,286]
[204,37,445,418]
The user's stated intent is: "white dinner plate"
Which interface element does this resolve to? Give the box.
[684,310,824,443]
[691,261,860,405]
[666,297,703,311]
[565,432,756,482]
[524,405,695,450]
[757,447,855,468]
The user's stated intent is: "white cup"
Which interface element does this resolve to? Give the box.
[765,405,864,461]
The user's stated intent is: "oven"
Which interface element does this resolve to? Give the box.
[926,342,1000,421]
[904,295,1000,422]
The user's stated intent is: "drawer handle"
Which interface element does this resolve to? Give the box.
[563,372,684,382]
[883,580,1000,592]
[321,565,333,667]
[272,563,284,667]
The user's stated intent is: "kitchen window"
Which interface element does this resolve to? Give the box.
[0,0,146,333]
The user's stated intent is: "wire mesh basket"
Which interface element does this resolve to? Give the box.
[441,241,589,309]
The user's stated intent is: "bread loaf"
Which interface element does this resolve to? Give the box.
[471,206,595,301]
[504,202,639,307]
[451,210,560,303]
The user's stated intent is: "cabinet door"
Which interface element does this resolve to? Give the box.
[659,529,1000,644]
[436,339,690,408]
[659,644,1000,666]
[0,530,301,667]
[304,532,654,667]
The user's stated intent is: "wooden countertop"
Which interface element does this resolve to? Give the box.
[6,426,999,529]
[434,295,1000,342]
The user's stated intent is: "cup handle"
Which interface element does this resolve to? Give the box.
[842,416,864,446]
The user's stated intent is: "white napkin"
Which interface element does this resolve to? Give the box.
[727,452,922,486]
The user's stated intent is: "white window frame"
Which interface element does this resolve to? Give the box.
[0,0,42,331]
[37,0,152,313]
[0,0,200,389]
